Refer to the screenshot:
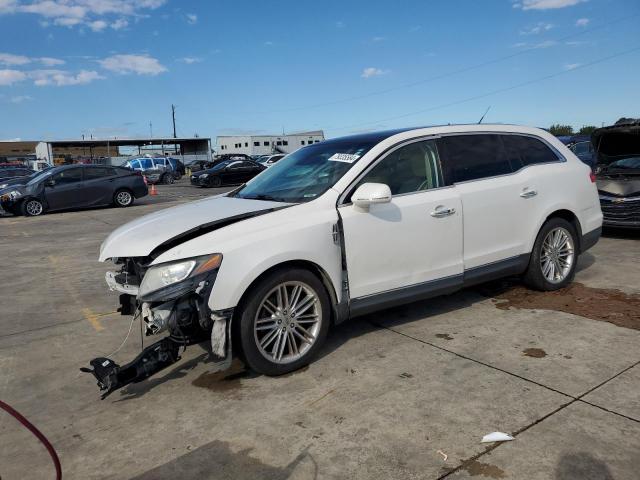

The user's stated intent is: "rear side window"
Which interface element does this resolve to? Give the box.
[85,167,115,179]
[439,134,512,183]
[502,135,559,168]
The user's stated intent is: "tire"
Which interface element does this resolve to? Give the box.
[113,189,134,208]
[174,173,182,181]
[21,198,44,217]
[161,174,174,185]
[209,176,222,188]
[523,218,578,291]
[237,268,331,376]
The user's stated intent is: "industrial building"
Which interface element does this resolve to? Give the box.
[216,130,325,155]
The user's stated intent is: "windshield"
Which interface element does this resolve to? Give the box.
[233,139,377,202]
[27,169,54,185]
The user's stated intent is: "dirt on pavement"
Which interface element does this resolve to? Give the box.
[478,281,640,331]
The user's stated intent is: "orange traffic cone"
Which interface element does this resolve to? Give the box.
[150,183,157,196]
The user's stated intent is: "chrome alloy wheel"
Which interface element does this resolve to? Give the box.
[116,191,132,206]
[540,227,574,284]
[254,281,322,364]
[25,200,43,216]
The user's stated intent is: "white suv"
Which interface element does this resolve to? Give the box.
[86,125,602,397]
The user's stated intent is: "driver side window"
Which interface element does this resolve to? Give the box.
[356,139,443,196]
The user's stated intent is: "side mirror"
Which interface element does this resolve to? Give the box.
[46,178,55,187]
[351,183,392,210]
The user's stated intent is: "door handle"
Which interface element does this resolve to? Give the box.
[520,188,538,199]
[430,206,456,218]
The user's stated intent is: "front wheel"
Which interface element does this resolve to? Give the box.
[209,176,222,187]
[237,268,330,376]
[162,174,174,185]
[21,198,44,216]
[523,218,578,291]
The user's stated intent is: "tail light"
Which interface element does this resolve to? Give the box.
[589,172,596,183]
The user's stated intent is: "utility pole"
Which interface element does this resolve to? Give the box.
[149,121,153,138]
[171,104,178,154]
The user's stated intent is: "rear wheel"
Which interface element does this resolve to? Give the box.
[237,268,330,376]
[523,218,578,291]
[21,198,44,216]
[113,189,134,208]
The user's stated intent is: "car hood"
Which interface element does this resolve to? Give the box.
[99,195,291,261]
[0,178,29,189]
[597,177,640,197]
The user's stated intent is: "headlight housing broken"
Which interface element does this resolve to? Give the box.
[139,253,222,298]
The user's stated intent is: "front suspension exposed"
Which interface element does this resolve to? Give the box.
[81,338,181,399]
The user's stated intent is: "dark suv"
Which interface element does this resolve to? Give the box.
[0,164,148,216]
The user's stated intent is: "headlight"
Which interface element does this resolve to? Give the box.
[139,253,222,298]
[8,190,22,200]
[0,183,7,189]
[200,174,209,178]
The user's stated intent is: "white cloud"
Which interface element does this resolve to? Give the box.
[264,41,274,46]
[178,56,202,64]
[9,94,32,103]
[512,40,558,49]
[88,19,107,31]
[30,69,104,86]
[0,0,167,31]
[371,36,386,42]
[185,13,197,24]
[361,67,389,78]
[513,0,586,10]
[520,22,553,35]
[335,20,345,28]
[564,63,581,70]
[0,69,27,85]
[575,17,590,27]
[0,52,30,65]
[99,54,167,75]
[111,18,127,30]
[39,56,64,66]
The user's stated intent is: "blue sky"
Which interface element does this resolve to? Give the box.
[1,0,639,142]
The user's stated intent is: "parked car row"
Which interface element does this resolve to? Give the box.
[121,156,185,184]
[0,164,148,216]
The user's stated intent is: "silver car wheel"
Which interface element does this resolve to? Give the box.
[25,200,43,216]
[254,281,322,364]
[116,191,132,206]
[540,227,574,284]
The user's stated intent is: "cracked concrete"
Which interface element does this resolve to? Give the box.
[1,182,639,479]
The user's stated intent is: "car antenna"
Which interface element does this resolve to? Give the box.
[478,106,492,124]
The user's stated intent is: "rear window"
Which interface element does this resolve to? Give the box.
[502,135,559,168]
[439,134,512,183]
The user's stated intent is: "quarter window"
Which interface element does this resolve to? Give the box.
[355,139,443,196]
[502,135,559,168]
[440,134,512,183]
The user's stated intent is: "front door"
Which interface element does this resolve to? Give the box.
[44,167,85,210]
[339,139,463,299]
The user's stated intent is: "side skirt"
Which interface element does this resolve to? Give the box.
[348,253,530,318]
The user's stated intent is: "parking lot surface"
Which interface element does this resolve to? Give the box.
[1,181,639,479]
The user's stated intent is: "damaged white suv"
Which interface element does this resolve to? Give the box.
[84,125,602,398]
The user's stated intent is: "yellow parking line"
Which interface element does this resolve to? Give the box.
[82,308,105,332]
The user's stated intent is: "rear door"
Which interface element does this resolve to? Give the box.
[438,134,529,269]
[83,166,119,205]
[44,167,85,210]
[339,138,463,299]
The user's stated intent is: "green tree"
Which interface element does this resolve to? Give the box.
[579,125,597,135]
[549,124,574,136]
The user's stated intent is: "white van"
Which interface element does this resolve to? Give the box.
[86,125,602,397]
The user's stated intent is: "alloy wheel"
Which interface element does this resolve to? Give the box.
[116,191,132,206]
[25,200,43,216]
[540,227,574,284]
[253,281,322,364]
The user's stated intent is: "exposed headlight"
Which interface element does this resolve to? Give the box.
[200,174,209,178]
[7,190,22,200]
[0,183,8,189]
[139,254,222,298]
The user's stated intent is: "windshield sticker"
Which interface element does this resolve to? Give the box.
[328,153,360,163]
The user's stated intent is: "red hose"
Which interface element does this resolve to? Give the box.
[0,399,62,480]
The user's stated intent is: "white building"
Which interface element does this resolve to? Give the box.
[216,130,325,155]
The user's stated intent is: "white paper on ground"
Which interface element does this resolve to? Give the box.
[481,432,514,443]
